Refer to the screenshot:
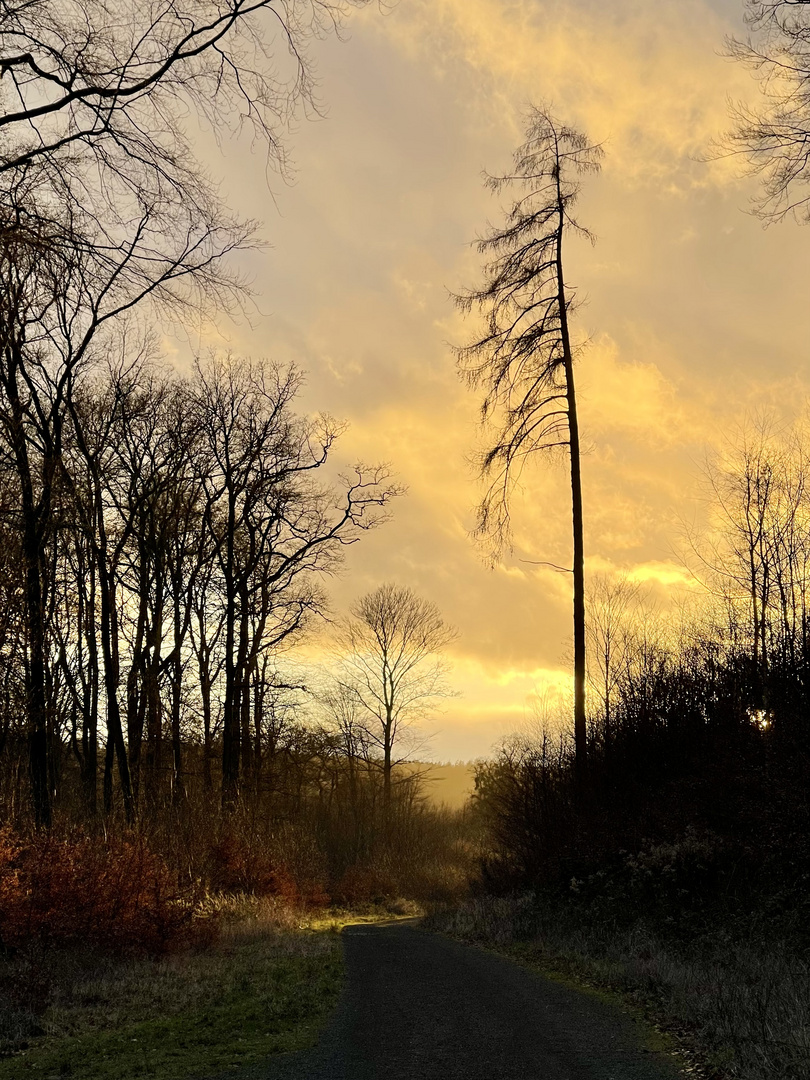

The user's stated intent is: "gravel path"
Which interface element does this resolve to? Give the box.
[223,919,685,1080]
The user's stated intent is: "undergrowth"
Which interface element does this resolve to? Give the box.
[0,828,206,957]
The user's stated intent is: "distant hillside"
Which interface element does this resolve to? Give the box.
[404,762,476,809]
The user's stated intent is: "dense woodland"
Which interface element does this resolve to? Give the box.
[0,353,467,896]
[0,0,476,953]
[0,353,399,821]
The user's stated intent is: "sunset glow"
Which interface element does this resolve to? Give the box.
[190,0,810,759]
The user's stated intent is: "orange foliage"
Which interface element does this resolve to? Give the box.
[206,831,329,906]
[332,864,396,906]
[0,829,208,955]
[207,831,296,899]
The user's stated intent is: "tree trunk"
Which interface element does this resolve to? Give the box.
[25,541,50,829]
[81,552,99,817]
[382,713,393,820]
[97,555,135,821]
[199,643,213,792]
[143,565,165,808]
[127,573,149,808]
[170,589,185,804]
[556,196,587,776]
[221,587,240,809]
[4,346,52,828]
[238,586,253,786]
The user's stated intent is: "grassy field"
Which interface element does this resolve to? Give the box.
[0,897,378,1080]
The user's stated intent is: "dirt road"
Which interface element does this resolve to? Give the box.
[227,920,685,1079]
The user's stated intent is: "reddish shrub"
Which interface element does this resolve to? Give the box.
[207,831,295,899]
[295,874,330,908]
[206,831,329,906]
[332,864,396,906]
[0,829,208,956]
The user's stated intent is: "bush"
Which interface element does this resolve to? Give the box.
[207,831,297,900]
[206,827,329,907]
[0,829,207,956]
[570,830,738,929]
[331,864,396,906]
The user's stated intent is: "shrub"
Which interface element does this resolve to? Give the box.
[0,829,207,956]
[332,864,396,906]
[207,831,295,899]
[569,830,740,931]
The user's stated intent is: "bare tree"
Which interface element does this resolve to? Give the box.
[0,0,364,178]
[725,1,810,223]
[586,573,641,744]
[0,0,371,824]
[332,583,456,815]
[0,167,253,826]
[685,418,810,708]
[454,106,602,774]
[318,680,380,858]
[193,356,400,809]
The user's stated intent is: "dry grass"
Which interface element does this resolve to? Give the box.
[426,896,810,1080]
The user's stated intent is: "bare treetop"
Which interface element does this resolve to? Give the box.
[0,0,365,180]
[353,583,455,663]
[454,106,602,551]
[0,0,371,339]
[333,583,457,811]
[726,0,810,223]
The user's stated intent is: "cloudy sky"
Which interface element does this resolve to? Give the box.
[176,0,810,760]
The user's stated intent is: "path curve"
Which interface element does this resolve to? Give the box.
[219,919,685,1080]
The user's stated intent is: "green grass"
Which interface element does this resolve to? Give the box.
[0,900,347,1080]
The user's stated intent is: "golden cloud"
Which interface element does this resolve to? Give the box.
[358,0,754,188]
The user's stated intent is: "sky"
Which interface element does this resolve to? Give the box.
[173,0,810,760]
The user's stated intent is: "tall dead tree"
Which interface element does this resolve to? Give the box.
[455,106,602,774]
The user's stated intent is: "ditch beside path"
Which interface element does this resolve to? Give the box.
[218,919,686,1080]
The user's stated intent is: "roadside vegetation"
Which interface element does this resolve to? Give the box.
[0,852,438,1079]
[428,894,810,1080]
[0,785,473,1077]
[426,420,810,1080]
[1,894,345,1080]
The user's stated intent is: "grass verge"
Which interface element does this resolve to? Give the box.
[0,896,399,1080]
[425,896,810,1080]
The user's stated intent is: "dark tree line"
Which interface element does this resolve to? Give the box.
[0,0,374,829]
[0,347,396,827]
[473,422,810,925]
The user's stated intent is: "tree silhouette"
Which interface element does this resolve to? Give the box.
[332,584,456,816]
[192,357,399,810]
[455,106,602,773]
[0,0,371,824]
[726,1,810,223]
